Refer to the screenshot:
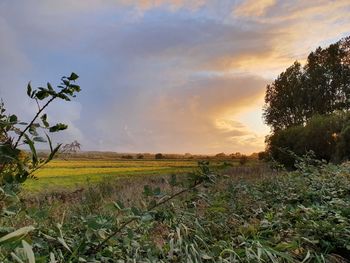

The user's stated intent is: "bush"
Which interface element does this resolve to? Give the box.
[267,112,350,168]
[121,155,133,159]
[335,124,350,162]
[155,153,163,159]
[267,125,305,169]
[239,154,248,165]
[215,152,226,158]
[258,151,267,161]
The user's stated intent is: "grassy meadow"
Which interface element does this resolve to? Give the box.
[24,158,241,192]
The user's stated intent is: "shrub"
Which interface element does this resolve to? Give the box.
[239,154,248,165]
[335,124,350,162]
[215,152,226,158]
[137,154,144,159]
[258,151,267,160]
[267,112,350,168]
[121,155,133,159]
[155,153,163,159]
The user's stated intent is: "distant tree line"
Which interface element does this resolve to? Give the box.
[263,36,350,168]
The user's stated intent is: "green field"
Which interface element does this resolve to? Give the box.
[24,159,234,192]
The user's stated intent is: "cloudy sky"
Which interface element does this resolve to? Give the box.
[1,0,350,154]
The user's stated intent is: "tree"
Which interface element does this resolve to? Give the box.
[215,152,226,158]
[229,152,242,159]
[264,36,350,131]
[61,140,81,156]
[264,61,306,131]
[258,151,267,161]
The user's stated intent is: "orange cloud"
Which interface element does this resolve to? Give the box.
[234,0,276,17]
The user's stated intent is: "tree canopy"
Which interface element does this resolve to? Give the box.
[264,36,350,131]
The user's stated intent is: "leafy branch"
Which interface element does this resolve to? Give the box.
[0,73,81,188]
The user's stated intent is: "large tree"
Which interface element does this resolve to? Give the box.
[264,36,350,131]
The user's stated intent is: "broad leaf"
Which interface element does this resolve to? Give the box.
[0,226,35,244]
[49,123,68,133]
[68,72,79,81]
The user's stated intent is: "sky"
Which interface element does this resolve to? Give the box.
[0,0,350,154]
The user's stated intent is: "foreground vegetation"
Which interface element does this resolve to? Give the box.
[1,159,350,262]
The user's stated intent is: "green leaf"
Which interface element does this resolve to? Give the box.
[68,72,79,81]
[41,114,49,128]
[131,206,141,216]
[22,240,35,263]
[57,93,71,101]
[11,252,25,263]
[15,169,29,183]
[141,213,153,222]
[33,136,47,143]
[47,82,54,91]
[69,84,81,92]
[57,237,72,252]
[9,114,18,123]
[201,254,212,260]
[113,200,125,210]
[49,123,68,133]
[143,185,152,196]
[29,125,39,136]
[27,82,32,97]
[35,90,49,100]
[45,133,53,152]
[24,134,38,166]
[0,226,35,244]
[18,122,28,125]
[0,144,20,163]
[46,143,61,163]
[49,253,56,263]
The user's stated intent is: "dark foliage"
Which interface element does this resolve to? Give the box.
[264,36,350,131]
[267,112,350,168]
[155,153,164,159]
